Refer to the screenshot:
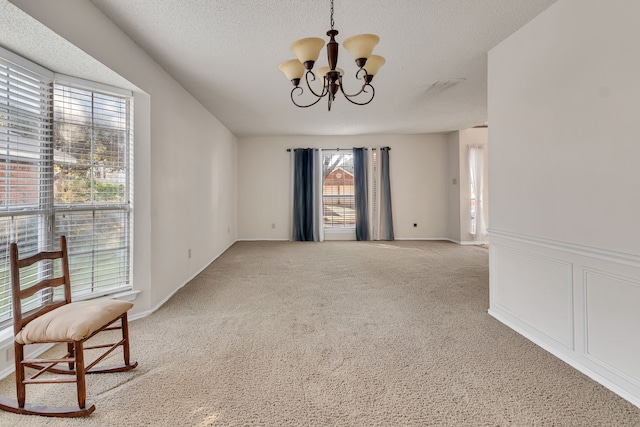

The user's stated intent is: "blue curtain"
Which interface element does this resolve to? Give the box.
[353,148,370,241]
[378,147,394,240]
[292,149,317,241]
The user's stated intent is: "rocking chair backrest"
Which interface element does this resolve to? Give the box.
[9,235,73,337]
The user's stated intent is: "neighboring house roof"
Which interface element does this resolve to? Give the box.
[325,167,354,180]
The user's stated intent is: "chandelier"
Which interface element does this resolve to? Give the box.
[278,0,385,111]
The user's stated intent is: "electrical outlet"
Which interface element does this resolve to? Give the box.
[271,223,276,229]
[188,249,191,259]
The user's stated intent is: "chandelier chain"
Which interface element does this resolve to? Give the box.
[330,0,335,30]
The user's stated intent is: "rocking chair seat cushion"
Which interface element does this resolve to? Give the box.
[15,299,133,345]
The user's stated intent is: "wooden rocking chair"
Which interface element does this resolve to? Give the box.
[0,235,137,417]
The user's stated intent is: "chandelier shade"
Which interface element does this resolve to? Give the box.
[278,59,305,81]
[278,0,384,111]
[291,37,325,66]
[343,34,379,61]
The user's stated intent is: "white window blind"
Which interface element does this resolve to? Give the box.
[0,55,54,323]
[52,84,131,300]
[0,48,133,326]
[322,150,355,228]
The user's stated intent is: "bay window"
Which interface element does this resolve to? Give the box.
[0,48,133,325]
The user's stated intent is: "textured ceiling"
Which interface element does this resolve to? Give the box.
[0,0,136,92]
[29,0,560,136]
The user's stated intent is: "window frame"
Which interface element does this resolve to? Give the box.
[322,149,355,230]
[0,47,134,328]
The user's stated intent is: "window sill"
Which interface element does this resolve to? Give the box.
[110,289,140,301]
[323,228,356,241]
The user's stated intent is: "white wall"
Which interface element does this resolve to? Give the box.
[238,134,450,240]
[489,0,640,407]
[446,132,461,241]
[9,0,238,314]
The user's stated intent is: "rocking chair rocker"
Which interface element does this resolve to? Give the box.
[0,236,137,417]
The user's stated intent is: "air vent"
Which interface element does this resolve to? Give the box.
[424,78,465,95]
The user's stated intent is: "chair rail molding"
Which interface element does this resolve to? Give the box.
[489,229,640,266]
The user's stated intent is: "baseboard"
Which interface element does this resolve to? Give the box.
[459,240,488,246]
[488,309,640,409]
[236,237,490,246]
[396,238,488,246]
[130,239,238,322]
[0,343,55,381]
[395,237,452,241]
[236,238,289,241]
[0,239,239,381]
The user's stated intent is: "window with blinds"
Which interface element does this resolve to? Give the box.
[53,84,131,300]
[322,150,355,228]
[0,49,132,325]
[0,54,54,324]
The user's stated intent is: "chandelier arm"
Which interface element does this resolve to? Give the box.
[304,70,328,98]
[339,81,368,98]
[355,68,369,81]
[339,82,375,106]
[337,73,371,98]
[290,86,325,108]
[337,68,373,98]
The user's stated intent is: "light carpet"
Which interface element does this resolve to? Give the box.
[0,240,639,426]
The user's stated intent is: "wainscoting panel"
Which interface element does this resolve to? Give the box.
[492,244,573,347]
[489,229,640,408]
[584,269,640,385]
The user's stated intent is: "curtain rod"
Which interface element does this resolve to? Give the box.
[286,147,391,152]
